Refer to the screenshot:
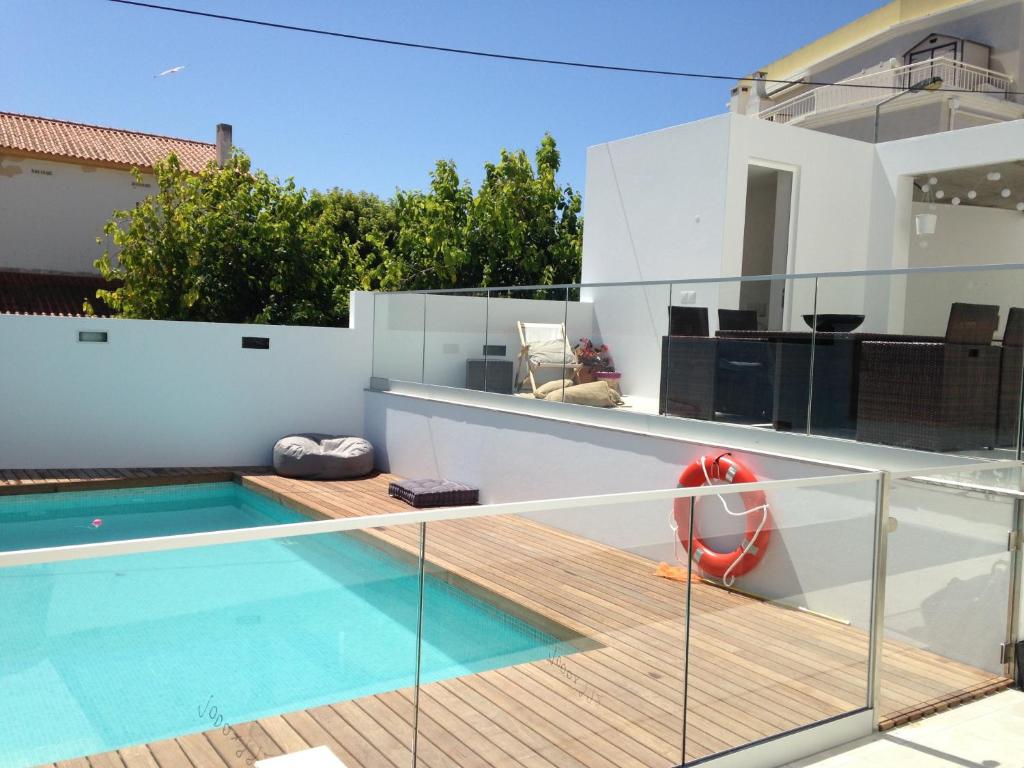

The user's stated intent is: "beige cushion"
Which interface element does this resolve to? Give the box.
[527,338,575,365]
[534,379,575,398]
[544,381,623,407]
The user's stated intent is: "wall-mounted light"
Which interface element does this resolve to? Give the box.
[915,213,937,235]
[916,178,938,235]
[78,331,108,343]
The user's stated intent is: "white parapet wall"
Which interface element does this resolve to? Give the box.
[0,292,374,469]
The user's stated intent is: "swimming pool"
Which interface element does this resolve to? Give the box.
[0,483,574,767]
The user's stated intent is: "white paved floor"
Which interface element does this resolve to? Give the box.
[787,691,1024,768]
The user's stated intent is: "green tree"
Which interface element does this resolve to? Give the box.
[465,133,583,293]
[94,134,582,324]
[385,159,472,291]
[94,153,392,325]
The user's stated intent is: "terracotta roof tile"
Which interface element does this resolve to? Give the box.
[0,271,119,318]
[0,112,217,173]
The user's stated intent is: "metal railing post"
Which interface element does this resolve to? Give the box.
[867,472,893,726]
[681,496,695,766]
[805,277,819,435]
[411,521,427,767]
[1006,496,1023,683]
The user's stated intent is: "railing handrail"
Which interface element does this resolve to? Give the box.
[3,457,1020,568]
[0,469,886,568]
[759,56,1013,122]
[371,260,1024,296]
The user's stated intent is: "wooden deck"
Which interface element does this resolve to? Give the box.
[5,468,1010,768]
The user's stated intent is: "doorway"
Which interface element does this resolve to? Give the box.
[739,164,794,330]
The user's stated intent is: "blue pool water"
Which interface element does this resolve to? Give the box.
[0,483,573,767]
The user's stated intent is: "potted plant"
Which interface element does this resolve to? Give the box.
[574,338,613,384]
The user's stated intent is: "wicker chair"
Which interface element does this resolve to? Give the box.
[717,309,759,332]
[856,303,1001,452]
[660,307,715,419]
[668,306,709,336]
[715,310,773,422]
[997,307,1024,448]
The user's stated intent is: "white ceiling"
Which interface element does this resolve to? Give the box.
[914,160,1024,212]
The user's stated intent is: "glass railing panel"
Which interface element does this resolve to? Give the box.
[373,291,427,384]
[422,290,489,390]
[882,466,1017,726]
[574,282,664,413]
[663,275,818,432]
[418,499,685,767]
[662,280,717,422]
[0,523,422,768]
[484,285,583,402]
[680,469,877,762]
[813,265,1024,457]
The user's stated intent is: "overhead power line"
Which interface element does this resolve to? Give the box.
[109,0,1024,97]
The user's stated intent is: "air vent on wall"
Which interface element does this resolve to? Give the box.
[482,344,507,357]
[242,336,270,349]
[78,331,108,343]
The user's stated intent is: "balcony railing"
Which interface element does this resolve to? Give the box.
[370,262,1024,461]
[759,57,1014,125]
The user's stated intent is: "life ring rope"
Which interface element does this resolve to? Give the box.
[698,453,770,586]
[671,452,771,586]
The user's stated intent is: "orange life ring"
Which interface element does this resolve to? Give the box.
[672,453,771,581]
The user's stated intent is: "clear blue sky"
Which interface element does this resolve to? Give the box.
[4,0,886,201]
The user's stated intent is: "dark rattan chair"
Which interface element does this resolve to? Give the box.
[997,307,1024,447]
[715,308,773,422]
[660,336,717,420]
[717,309,759,332]
[856,303,1002,452]
[668,306,709,337]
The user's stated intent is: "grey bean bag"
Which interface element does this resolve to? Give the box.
[273,434,374,480]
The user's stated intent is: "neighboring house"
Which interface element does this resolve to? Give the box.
[730,0,1024,142]
[0,112,229,315]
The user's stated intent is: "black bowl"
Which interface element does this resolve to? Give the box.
[802,313,865,333]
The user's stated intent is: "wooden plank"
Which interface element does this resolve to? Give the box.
[174,733,230,768]
[144,738,194,768]
[115,745,160,768]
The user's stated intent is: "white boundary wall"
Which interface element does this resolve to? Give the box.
[0,292,374,469]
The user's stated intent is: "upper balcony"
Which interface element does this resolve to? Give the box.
[757,56,1019,133]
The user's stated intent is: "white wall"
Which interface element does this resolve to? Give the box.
[0,154,153,274]
[722,116,878,326]
[580,115,733,400]
[904,202,1024,336]
[580,114,1024,340]
[871,119,1024,332]
[0,292,374,469]
[370,293,596,390]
